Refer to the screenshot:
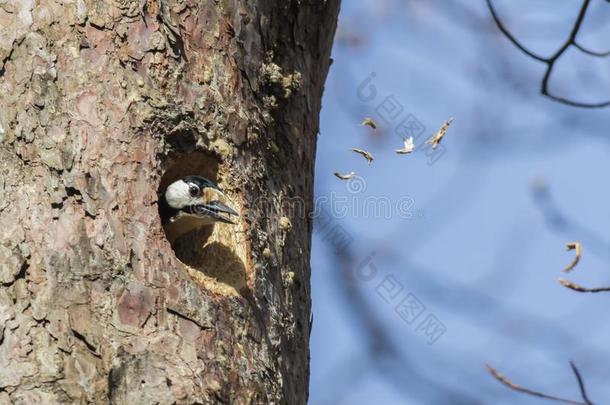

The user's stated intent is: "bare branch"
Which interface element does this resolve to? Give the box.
[486,0,610,108]
[573,42,610,58]
[485,0,546,62]
[486,364,591,405]
[541,91,610,109]
[559,279,610,294]
[555,242,610,293]
[532,184,610,293]
[569,362,594,405]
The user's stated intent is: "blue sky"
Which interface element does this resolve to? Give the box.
[309,1,610,404]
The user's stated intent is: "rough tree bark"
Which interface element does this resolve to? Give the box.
[0,1,339,403]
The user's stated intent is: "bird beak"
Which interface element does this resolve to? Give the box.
[207,201,239,219]
[192,201,239,224]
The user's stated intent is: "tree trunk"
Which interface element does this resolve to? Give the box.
[0,1,339,403]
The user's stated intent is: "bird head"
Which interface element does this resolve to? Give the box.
[164,175,238,224]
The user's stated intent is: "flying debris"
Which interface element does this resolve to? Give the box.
[351,148,374,165]
[558,241,610,292]
[562,241,581,273]
[395,137,415,154]
[361,117,377,130]
[426,117,453,149]
[334,171,356,180]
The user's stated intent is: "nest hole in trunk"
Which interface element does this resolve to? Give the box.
[158,150,247,297]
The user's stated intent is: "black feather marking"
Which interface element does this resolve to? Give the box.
[183,176,220,191]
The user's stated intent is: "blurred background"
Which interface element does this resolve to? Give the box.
[309,1,610,404]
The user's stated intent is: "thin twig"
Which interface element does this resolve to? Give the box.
[485,0,546,62]
[486,364,590,405]
[569,362,594,405]
[559,279,610,293]
[573,42,610,58]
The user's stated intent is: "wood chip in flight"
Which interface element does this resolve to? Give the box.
[426,117,453,149]
[563,241,581,273]
[334,171,356,180]
[351,148,374,165]
[361,117,377,130]
[395,137,415,154]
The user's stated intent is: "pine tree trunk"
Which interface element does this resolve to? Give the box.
[0,1,339,403]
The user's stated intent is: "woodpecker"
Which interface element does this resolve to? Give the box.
[160,176,238,244]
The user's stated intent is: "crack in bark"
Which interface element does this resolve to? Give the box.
[62,186,96,218]
[71,328,100,358]
[107,361,127,401]
[166,307,210,330]
[159,15,186,61]
[1,259,29,288]
[0,38,19,79]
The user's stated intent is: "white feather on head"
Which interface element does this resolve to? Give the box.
[165,179,194,209]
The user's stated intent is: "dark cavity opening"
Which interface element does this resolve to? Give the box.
[158,151,246,295]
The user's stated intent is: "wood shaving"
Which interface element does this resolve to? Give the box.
[426,118,453,149]
[334,171,356,180]
[351,148,374,164]
[395,137,415,154]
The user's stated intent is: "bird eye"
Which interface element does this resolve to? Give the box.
[189,185,199,197]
